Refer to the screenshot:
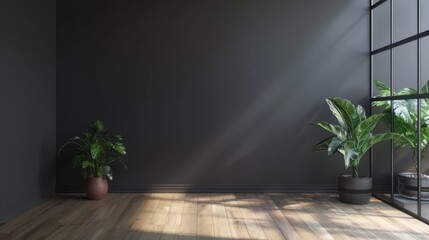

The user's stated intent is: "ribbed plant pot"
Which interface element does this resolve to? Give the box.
[85,177,108,200]
[398,172,429,200]
[338,175,372,205]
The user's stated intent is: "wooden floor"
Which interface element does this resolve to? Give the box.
[1,193,429,240]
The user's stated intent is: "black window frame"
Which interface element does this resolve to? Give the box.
[370,0,429,224]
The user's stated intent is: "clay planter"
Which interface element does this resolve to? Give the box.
[338,175,372,205]
[85,177,108,200]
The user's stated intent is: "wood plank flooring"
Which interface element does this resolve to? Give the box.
[1,193,429,240]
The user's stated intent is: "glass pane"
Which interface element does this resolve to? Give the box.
[372,104,392,201]
[392,99,418,215]
[422,37,429,87]
[393,41,417,95]
[373,51,391,97]
[422,0,429,32]
[420,98,429,220]
[393,0,417,42]
[373,1,391,50]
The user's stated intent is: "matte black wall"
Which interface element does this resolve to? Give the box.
[57,0,370,192]
[0,1,56,221]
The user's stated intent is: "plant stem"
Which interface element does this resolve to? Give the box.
[352,166,359,178]
[414,150,418,172]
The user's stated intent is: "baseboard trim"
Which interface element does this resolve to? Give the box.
[56,184,338,193]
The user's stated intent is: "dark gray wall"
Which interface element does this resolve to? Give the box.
[56,0,369,192]
[0,1,56,221]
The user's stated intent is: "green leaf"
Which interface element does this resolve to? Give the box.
[326,97,360,131]
[112,142,127,155]
[65,136,80,143]
[313,122,345,139]
[393,100,416,124]
[90,141,103,160]
[103,165,111,179]
[361,133,407,156]
[82,131,92,139]
[104,165,111,174]
[72,154,86,169]
[58,136,81,154]
[314,136,334,151]
[356,114,385,143]
[374,80,390,92]
[340,146,359,169]
[328,137,345,156]
[356,105,366,121]
[397,88,417,96]
[81,160,93,169]
[90,120,107,134]
[372,100,389,107]
[422,80,429,93]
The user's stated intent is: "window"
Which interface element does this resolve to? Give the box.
[371,0,429,223]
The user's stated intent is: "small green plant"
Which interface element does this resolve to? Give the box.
[59,120,127,180]
[313,97,407,178]
[373,80,429,170]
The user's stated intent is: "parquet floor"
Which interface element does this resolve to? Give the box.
[1,193,429,239]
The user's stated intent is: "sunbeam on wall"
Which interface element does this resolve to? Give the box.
[56,0,369,192]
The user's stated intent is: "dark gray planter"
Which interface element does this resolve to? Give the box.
[338,175,372,205]
[398,172,429,200]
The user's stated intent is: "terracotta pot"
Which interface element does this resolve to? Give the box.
[85,177,108,200]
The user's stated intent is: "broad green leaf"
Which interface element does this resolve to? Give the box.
[397,88,417,96]
[314,136,334,151]
[72,154,88,169]
[58,136,82,154]
[356,114,385,143]
[356,105,366,121]
[81,160,92,169]
[361,133,407,156]
[112,142,127,155]
[342,147,359,169]
[65,136,80,143]
[372,100,390,107]
[82,131,92,139]
[374,80,390,92]
[104,165,111,173]
[314,122,345,139]
[393,100,417,124]
[91,120,107,134]
[328,137,344,156]
[90,141,103,160]
[422,80,429,93]
[326,97,360,131]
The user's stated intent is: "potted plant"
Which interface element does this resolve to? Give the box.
[313,97,406,204]
[373,80,429,200]
[59,120,127,200]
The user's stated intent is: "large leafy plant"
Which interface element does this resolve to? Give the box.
[59,120,127,180]
[313,97,406,178]
[373,80,429,170]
